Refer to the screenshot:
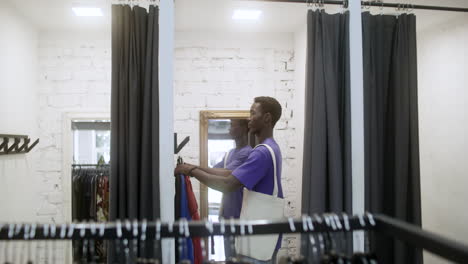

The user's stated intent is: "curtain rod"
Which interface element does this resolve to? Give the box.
[239,0,468,13]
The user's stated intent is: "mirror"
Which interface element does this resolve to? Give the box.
[199,110,254,260]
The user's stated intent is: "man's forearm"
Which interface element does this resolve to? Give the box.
[191,169,240,193]
[197,167,232,176]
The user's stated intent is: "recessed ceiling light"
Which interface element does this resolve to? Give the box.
[232,10,262,20]
[72,7,103,17]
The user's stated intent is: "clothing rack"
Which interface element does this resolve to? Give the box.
[1,214,467,263]
[72,164,110,167]
[241,0,468,13]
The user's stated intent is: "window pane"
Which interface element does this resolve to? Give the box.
[96,131,110,148]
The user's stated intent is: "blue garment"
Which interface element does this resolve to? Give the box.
[179,175,194,263]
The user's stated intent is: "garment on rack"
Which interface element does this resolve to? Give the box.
[72,166,110,263]
[185,175,202,264]
[179,174,194,263]
[175,174,182,262]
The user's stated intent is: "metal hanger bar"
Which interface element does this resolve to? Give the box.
[72,164,110,166]
[0,134,28,139]
[239,0,468,12]
[0,215,372,240]
[374,214,468,263]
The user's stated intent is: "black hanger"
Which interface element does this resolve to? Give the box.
[174,133,190,155]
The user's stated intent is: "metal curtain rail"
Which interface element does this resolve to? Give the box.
[239,0,468,13]
[374,214,468,263]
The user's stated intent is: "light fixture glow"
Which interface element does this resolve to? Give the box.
[72,7,103,17]
[232,10,262,20]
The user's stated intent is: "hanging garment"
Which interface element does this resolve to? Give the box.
[185,176,202,264]
[179,175,194,263]
[175,174,182,262]
[72,166,110,263]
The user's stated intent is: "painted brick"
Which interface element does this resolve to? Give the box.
[74,70,106,81]
[82,94,110,109]
[87,81,111,94]
[176,93,206,108]
[238,49,266,59]
[45,70,72,81]
[47,94,81,108]
[174,107,191,120]
[206,95,240,108]
[37,202,58,216]
[205,48,239,59]
[48,191,64,204]
[63,58,92,68]
[175,47,206,59]
[54,81,88,94]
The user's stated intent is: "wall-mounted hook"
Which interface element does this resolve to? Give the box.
[7,138,20,153]
[0,134,39,155]
[174,133,190,155]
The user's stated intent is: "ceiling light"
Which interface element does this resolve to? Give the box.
[232,10,262,20]
[72,7,103,17]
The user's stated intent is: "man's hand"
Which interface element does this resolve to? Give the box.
[174,163,196,176]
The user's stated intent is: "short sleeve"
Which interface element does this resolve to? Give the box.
[213,157,225,169]
[231,148,270,190]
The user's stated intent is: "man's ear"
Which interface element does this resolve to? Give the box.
[264,112,272,125]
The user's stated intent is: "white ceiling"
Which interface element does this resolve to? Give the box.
[8,0,309,33]
[7,0,468,33]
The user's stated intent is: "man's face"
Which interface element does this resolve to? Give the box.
[248,102,264,135]
[229,119,247,139]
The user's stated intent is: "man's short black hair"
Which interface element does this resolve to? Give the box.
[254,96,282,127]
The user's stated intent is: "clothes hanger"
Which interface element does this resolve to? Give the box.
[4,224,13,264]
[78,221,89,263]
[138,219,147,262]
[364,213,378,264]
[88,222,97,264]
[19,224,30,264]
[50,223,57,264]
[115,220,123,261]
[123,220,132,263]
[202,219,214,264]
[29,223,37,264]
[130,220,138,262]
[155,219,162,263]
[307,215,321,263]
[11,223,22,264]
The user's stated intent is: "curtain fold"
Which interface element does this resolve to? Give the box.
[301,9,352,217]
[110,4,160,262]
[362,12,422,264]
[301,9,352,256]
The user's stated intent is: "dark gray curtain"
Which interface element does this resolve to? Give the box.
[109,4,160,262]
[301,9,352,256]
[363,12,422,264]
[301,9,352,217]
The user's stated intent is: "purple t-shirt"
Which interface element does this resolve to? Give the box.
[232,138,283,198]
[214,145,252,218]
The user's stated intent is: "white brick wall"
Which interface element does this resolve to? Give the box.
[36,33,111,226]
[174,32,302,257]
[32,31,303,259]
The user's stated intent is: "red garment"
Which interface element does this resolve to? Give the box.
[185,176,202,264]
